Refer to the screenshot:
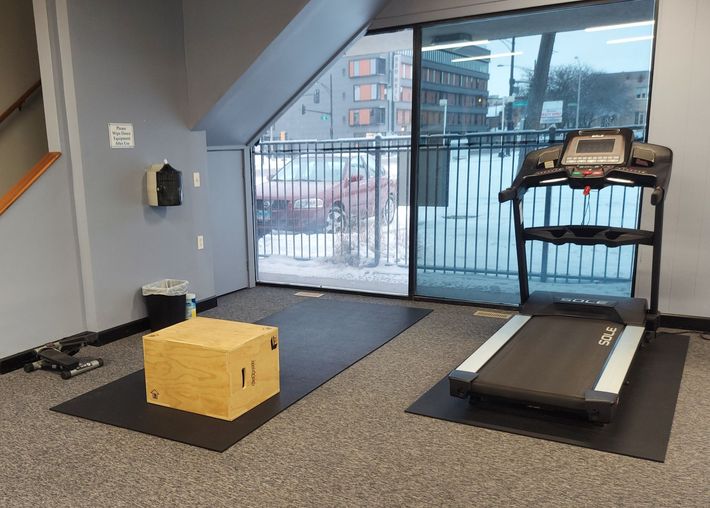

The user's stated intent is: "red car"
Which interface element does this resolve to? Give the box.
[255,152,396,235]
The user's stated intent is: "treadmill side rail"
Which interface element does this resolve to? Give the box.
[584,390,618,423]
[449,370,478,398]
[448,315,531,396]
[592,325,646,395]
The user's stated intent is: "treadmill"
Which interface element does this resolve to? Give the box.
[448,128,672,423]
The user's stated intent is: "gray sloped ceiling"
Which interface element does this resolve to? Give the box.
[183,0,390,146]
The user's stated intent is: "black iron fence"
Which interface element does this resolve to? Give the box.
[254,136,411,267]
[253,126,644,284]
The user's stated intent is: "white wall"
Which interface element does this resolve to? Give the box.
[637,0,710,317]
[0,153,85,358]
[207,147,251,296]
[60,0,215,330]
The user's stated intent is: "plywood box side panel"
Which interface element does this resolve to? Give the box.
[227,332,280,420]
[143,339,230,419]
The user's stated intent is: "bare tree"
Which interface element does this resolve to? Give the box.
[540,64,632,128]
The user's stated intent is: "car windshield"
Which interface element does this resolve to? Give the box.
[271,155,346,182]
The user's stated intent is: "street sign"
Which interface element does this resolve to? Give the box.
[540,100,563,124]
[320,114,329,120]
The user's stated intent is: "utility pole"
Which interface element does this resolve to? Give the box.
[575,57,582,128]
[329,73,334,139]
[302,76,334,139]
[439,98,448,136]
[507,37,516,131]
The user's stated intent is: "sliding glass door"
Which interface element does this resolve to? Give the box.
[253,30,413,295]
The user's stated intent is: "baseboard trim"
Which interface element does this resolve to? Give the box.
[0,349,40,374]
[0,296,220,373]
[196,295,218,313]
[95,318,150,346]
[96,295,219,346]
[660,313,710,332]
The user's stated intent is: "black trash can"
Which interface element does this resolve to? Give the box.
[142,279,188,331]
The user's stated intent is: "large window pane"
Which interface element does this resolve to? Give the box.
[253,30,412,295]
[415,0,655,304]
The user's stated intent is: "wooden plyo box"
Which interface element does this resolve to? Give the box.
[143,317,279,421]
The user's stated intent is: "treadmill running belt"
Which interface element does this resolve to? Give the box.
[475,316,620,405]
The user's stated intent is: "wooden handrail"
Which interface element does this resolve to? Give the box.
[0,152,61,216]
[0,80,41,127]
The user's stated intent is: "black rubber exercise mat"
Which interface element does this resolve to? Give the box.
[406,333,688,462]
[52,299,431,451]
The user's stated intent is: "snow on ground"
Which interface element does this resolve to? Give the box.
[257,149,638,300]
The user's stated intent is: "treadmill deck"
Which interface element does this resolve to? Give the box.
[472,315,623,410]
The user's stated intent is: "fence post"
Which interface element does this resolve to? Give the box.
[372,134,382,266]
[539,126,556,283]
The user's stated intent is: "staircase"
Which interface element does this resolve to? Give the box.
[0,0,58,215]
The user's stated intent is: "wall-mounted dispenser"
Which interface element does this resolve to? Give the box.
[147,160,182,206]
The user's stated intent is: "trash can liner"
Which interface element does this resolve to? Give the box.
[142,279,189,332]
[141,279,188,297]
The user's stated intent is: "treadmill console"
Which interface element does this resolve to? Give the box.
[561,130,629,167]
[500,128,672,201]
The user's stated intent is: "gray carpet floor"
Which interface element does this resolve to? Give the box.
[1,286,708,507]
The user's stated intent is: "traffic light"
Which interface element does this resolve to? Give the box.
[301,104,306,115]
[314,89,320,104]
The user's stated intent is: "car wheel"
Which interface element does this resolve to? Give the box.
[325,205,347,233]
[382,194,396,224]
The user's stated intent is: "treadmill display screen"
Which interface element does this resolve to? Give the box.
[577,139,615,153]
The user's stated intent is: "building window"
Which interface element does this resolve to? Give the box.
[354,84,386,101]
[349,108,386,126]
[401,63,413,80]
[635,111,646,124]
[396,109,412,127]
[349,57,386,77]
[635,87,648,99]
[400,86,413,102]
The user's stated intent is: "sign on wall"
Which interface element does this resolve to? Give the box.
[108,123,135,148]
